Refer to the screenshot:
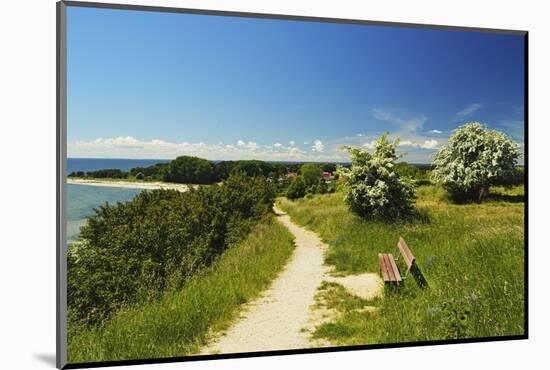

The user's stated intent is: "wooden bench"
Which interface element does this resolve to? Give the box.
[378,237,416,285]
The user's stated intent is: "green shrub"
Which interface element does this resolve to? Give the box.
[130,163,170,179]
[67,216,295,362]
[318,180,328,194]
[300,163,323,187]
[286,176,306,200]
[67,173,275,326]
[163,155,215,184]
[135,172,144,180]
[338,134,416,220]
[82,169,127,178]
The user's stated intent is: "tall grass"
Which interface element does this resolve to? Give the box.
[277,185,524,344]
[68,215,295,363]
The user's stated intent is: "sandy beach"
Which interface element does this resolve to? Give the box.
[67,178,190,192]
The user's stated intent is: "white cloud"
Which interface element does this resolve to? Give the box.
[455,103,482,118]
[273,142,283,148]
[312,139,325,152]
[68,136,350,162]
[237,140,258,150]
[372,108,428,132]
[421,139,439,149]
[289,140,296,146]
[398,139,439,149]
[368,108,442,153]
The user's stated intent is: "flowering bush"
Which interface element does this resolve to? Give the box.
[338,134,416,220]
[432,122,521,202]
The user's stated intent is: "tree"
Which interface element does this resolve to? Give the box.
[300,163,323,187]
[213,160,235,181]
[135,172,144,180]
[338,134,416,220]
[286,176,306,200]
[232,160,278,178]
[395,162,419,178]
[431,122,521,202]
[164,156,215,184]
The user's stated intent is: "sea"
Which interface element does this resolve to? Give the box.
[67,158,170,243]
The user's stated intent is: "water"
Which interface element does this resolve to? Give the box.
[67,158,171,243]
[67,184,142,243]
[67,158,171,174]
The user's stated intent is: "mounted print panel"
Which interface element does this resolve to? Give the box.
[57,1,527,368]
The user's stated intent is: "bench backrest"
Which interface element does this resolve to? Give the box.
[397,237,415,272]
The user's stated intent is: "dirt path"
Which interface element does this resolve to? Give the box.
[200,205,331,354]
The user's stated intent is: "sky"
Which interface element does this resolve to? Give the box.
[67,6,525,163]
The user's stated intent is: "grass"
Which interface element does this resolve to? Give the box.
[67,215,295,364]
[277,184,525,345]
[313,281,380,313]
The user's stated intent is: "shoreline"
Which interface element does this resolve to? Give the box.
[67,178,190,192]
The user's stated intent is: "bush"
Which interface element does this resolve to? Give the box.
[318,180,328,194]
[432,122,521,202]
[135,172,144,180]
[164,156,215,184]
[300,163,323,187]
[493,166,524,187]
[83,169,127,178]
[231,160,272,178]
[129,163,170,179]
[286,176,307,200]
[67,173,275,326]
[338,134,416,220]
[68,171,86,177]
[395,162,420,178]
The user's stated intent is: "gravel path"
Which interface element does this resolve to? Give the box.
[200,205,331,354]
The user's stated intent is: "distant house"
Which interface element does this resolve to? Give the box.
[287,172,298,179]
[322,172,334,182]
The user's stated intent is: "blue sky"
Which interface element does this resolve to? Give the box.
[67,6,525,163]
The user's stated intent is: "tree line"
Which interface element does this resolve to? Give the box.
[69,157,341,185]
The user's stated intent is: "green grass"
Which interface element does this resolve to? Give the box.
[313,281,380,313]
[67,215,295,364]
[277,185,524,345]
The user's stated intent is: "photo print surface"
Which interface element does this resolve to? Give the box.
[59,2,527,367]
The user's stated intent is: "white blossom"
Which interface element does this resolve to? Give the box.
[338,134,416,219]
[431,122,520,200]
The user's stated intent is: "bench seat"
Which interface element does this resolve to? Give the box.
[378,253,402,284]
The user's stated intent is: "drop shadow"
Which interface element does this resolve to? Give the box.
[33,353,56,367]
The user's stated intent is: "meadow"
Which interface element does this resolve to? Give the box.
[277,184,525,344]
